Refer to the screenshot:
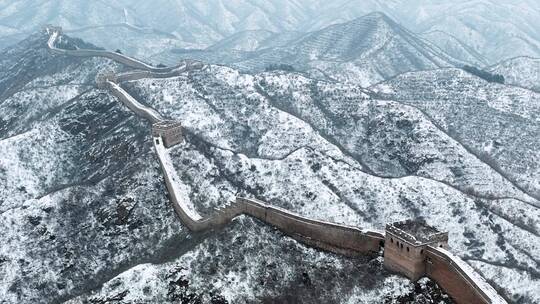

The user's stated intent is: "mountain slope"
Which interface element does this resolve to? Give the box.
[120,64,539,303]
[421,30,489,66]
[488,56,540,92]
[405,0,540,63]
[302,0,540,62]
[373,68,540,202]
[164,13,462,86]
[205,30,304,52]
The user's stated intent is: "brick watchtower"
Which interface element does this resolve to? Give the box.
[152,120,183,148]
[384,219,448,280]
[95,72,117,89]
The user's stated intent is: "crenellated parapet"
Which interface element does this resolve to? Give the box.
[386,219,449,246]
[384,219,448,281]
[152,121,183,148]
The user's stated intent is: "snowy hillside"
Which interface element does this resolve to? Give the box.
[118,61,538,303]
[489,57,540,92]
[372,68,540,202]
[420,30,488,67]
[162,13,462,86]
[403,0,540,63]
[1,31,538,303]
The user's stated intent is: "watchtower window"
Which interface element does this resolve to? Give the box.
[390,238,393,243]
[420,249,424,254]
[155,139,160,144]
[400,244,403,249]
[406,247,409,252]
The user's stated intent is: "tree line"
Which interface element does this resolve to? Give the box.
[462,65,505,84]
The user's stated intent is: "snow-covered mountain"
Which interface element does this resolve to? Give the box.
[159,13,463,87]
[488,56,540,92]
[407,0,540,63]
[1,0,539,64]
[0,31,452,304]
[296,0,540,63]
[1,30,539,303]
[420,30,489,67]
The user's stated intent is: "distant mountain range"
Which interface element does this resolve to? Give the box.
[152,13,468,86]
[0,0,539,64]
[420,30,489,66]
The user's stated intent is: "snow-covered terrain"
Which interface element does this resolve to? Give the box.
[402,0,540,63]
[205,30,304,52]
[125,60,538,303]
[489,57,540,92]
[1,0,539,64]
[420,30,489,67]
[0,10,539,304]
[161,13,463,87]
[372,68,540,201]
[0,31,463,304]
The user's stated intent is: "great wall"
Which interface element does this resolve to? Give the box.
[45,25,507,304]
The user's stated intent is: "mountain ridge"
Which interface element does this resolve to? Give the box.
[159,12,464,86]
[1,1,539,63]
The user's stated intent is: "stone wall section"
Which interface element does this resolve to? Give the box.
[106,81,163,123]
[151,143,385,255]
[46,25,177,73]
[237,197,384,255]
[426,246,507,304]
[384,239,426,281]
[115,61,204,82]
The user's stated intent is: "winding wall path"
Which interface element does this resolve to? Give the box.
[154,138,384,254]
[105,80,164,123]
[45,26,506,304]
[46,26,176,73]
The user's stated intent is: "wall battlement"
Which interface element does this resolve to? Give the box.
[45,27,507,304]
[152,121,183,148]
[96,72,118,89]
[386,219,449,245]
[384,220,449,281]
